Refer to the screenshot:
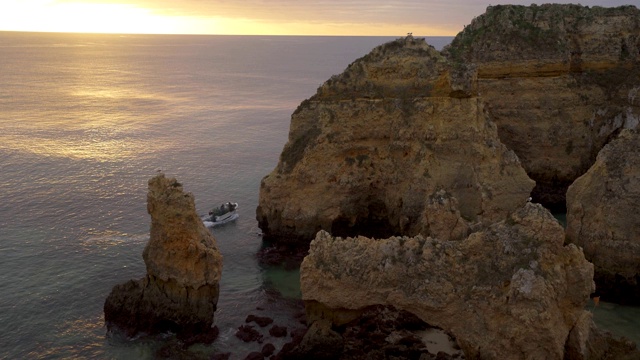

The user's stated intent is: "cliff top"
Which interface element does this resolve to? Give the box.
[444,4,640,64]
[299,35,446,104]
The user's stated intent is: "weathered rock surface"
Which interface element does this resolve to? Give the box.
[566,129,640,304]
[300,203,594,359]
[104,174,223,339]
[257,36,534,245]
[445,4,640,209]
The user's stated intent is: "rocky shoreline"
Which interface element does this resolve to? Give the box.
[105,4,640,359]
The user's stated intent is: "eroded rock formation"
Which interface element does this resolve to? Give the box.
[256,3,640,358]
[445,4,640,209]
[300,203,594,359]
[566,129,640,304]
[104,174,223,340]
[257,36,534,245]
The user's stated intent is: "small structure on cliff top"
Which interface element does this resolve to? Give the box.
[104,173,223,342]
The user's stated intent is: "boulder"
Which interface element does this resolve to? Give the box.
[269,325,288,337]
[262,343,276,357]
[236,325,263,343]
[246,314,274,327]
[300,203,595,359]
[257,36,534,245]
[445,4,640,209]
[566,129,640,304]
[104,174,223,339]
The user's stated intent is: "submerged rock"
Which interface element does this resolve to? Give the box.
[236,324,264,343]
[104,174,223,340]
[566,129,640,304]
[257,36,534,245]
[277,305,462,360]
[300,203,594,359]
[445,4,640,209]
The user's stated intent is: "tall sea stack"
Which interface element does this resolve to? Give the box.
[104,174,223,341]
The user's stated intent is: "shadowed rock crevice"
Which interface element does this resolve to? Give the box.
[566,129,640,305]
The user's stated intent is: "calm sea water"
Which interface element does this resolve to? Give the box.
[0,32,636,359]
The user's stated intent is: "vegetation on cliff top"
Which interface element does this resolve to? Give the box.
[444,4,640,64]
[305,35,445,102]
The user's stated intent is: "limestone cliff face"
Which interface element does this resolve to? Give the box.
[445,4,640,209]
[566,129,640,304]
[104,174,223,338]
[301,203,594,359]
[257,36,534,244]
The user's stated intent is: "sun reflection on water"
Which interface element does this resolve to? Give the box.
[0,134,147,161]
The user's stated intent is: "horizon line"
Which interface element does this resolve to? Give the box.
[0,29,457,37]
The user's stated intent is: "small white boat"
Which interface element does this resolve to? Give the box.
[202,202,239,227]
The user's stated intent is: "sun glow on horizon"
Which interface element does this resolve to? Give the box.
[0,0,456,36]
[0,1,220,35]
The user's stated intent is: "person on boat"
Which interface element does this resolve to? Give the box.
[208,202,237,218]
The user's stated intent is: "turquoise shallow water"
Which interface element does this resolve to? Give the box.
[0,32,637,359]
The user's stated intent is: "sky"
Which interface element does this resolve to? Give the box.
[0,0,637,36]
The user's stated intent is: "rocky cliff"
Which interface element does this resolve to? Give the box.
[257,36,534,244]
[445,4,640,209]
[566,129,640,304]
[256,4,640,357]
[258,4,640,242]
[104,174,223,341]
[300,203,594,359]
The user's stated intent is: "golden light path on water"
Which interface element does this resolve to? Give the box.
[1,76,186,161]
[1,135,142,161]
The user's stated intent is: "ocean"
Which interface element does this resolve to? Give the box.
[0,32,637,359]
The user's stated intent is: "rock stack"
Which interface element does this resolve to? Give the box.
[104,174,223,342]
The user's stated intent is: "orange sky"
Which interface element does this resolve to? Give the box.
[0,0,636,36]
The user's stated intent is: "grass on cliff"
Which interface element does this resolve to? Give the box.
[444,4,579,64]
